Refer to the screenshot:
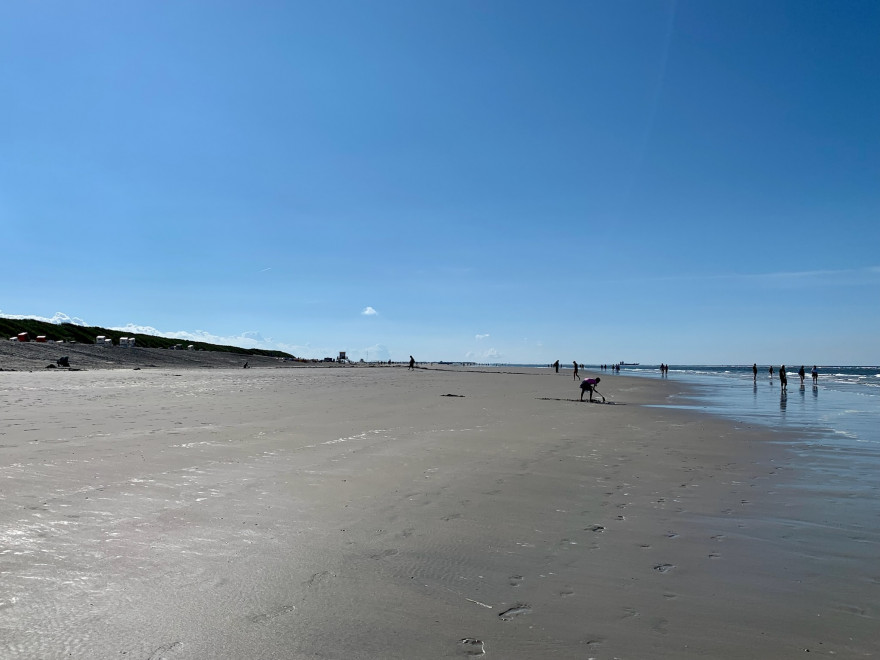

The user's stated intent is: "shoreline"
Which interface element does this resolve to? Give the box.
[1,366,876,658]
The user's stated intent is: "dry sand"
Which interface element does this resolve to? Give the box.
[0,365,877,659]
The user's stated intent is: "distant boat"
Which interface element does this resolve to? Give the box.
[618,361,639,366]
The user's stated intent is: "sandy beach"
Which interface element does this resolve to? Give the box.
[1,364,877,659]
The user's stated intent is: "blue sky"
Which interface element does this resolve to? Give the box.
[2,1,878,364]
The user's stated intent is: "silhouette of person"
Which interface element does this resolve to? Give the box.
[409,356,415,370]
[779,365,787,391]
[798,365,806,386]
[553,360,559,373]
[579,377,604,402]
[811,365,818,385]
[752,363,758,381]
[572,361,579,380]
[769,366,774,379]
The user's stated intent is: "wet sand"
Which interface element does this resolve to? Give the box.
[1,366,877,659]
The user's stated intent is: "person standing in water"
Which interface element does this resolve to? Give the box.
[769,365,774,379]
[798,365,806,386]
[812,365,819,385]
[779,365,787,391]
[753,364,758,381]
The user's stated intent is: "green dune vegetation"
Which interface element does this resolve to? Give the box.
[0,319,293,359]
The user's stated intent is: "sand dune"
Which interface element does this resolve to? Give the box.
[0,341,321,372]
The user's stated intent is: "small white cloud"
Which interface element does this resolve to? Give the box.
[361,307,378,316]
[475,333,490,340]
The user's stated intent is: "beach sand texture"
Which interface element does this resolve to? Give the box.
[1,366,877,659]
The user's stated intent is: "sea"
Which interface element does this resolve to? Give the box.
[612,364,878,446]
[505,363,880,481]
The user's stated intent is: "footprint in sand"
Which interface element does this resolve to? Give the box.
[652,617,669,634]
[147,642,183,660]
[653,563,675,573]
[710,534,726,541]
[369,549,399,560]
[587,525,605,533]
[835,604,869,617]
[508,575,523,587]
[708,553,721,559]
[249,605,295,624]
[304,571,335,588]
[458,638,485,656]
[559,588,575,598]
[498,604,532,621]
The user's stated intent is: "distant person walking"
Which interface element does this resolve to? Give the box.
[579,377,605,402]
[408,356,415,370]
[769,366,774,379]
[798,365,806,386]
[779,365,787,391]
[752,363,758,381]
[553,360,560,373]
[811,365,819,385]
[572,361,579,380]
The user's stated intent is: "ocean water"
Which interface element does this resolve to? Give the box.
[518,362,880,493]
[616,364,879,448]
[510,362,880,454]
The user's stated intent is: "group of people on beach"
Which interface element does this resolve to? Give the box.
[753,363,819,390]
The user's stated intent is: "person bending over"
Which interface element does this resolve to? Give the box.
[580,377,605,402]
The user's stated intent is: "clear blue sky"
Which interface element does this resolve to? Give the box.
[2,1,878,364]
